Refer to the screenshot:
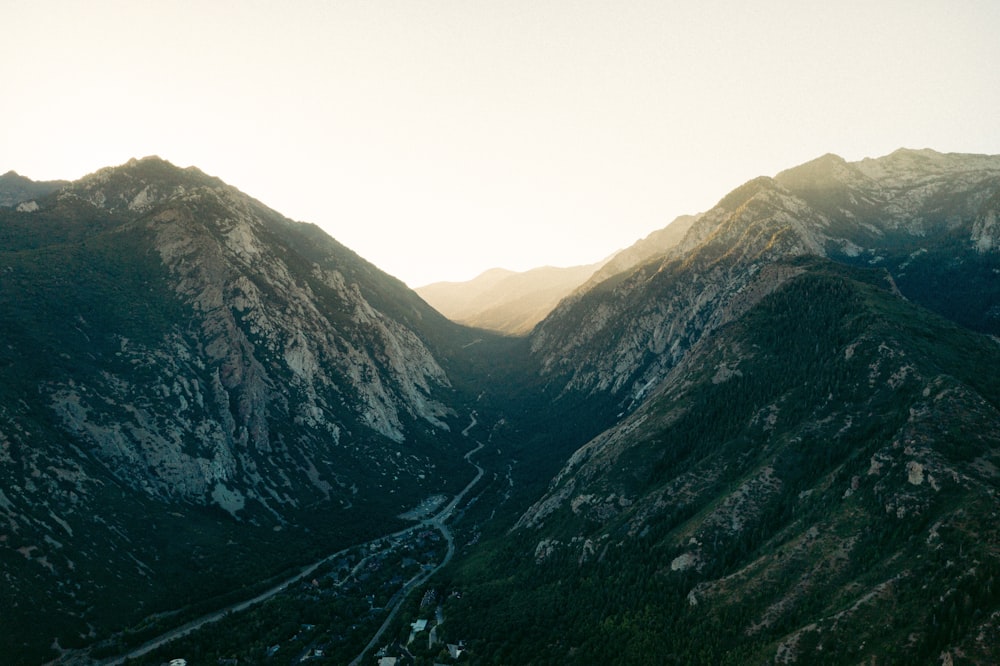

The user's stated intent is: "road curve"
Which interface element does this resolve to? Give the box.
[348,419,484,665]
[98,415,485,666]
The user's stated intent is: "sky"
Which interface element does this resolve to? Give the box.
[3,1,999,287]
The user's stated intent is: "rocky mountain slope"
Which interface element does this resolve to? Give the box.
[576,213,699,292]
[438,149,1000,664]
[3,148,999,665]
[0,157,507,662]
[531,149,1000,407]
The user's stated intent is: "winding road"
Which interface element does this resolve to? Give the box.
[348,416,484,665]
[97,413,485,666]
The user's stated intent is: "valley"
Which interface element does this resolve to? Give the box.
[92,414,488,666]
[1,148,999,665]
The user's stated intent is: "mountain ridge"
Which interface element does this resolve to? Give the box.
[2,148,999,665]
[416,262,605,335]
[0,169,68,208]
[435,148,1000,665]
[0,156,517,662]
[415,213,699,335]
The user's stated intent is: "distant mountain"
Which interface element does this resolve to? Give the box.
[416,215,699,336]
[416,263,604,335]
[0,170,67,207]
[440,149,1000,665]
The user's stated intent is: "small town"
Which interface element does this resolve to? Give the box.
[141,497,477,666]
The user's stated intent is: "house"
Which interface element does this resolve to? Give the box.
[411,619,429,632]
[447,643,464,659]
[377,657,398,666]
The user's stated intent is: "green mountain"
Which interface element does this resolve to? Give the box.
[2,149,999,665]
[0,170,67,208]
[447,258,1000,664]
[428,150,1000,665]
[0,157,524,663]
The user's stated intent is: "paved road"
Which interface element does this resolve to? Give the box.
[100,540,365,665]
[348,432,484,665]
[97,415,485,666]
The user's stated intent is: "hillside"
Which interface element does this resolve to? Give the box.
[416,149,1000,665]
[446,258,1000,664]
[2,149,999,665]
[0,157,528,663]
[0,170,67,208]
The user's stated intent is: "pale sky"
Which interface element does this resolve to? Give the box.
[3,1,999,286]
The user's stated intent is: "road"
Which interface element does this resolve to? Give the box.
[348,416,484,665]
[97,413,485,666]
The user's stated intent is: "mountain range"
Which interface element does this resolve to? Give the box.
[415,214,698,336]
[1,148,998,665]
[416,263,603,336]
[0,171,67,208]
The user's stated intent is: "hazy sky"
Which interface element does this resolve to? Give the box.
[4,1,999,286]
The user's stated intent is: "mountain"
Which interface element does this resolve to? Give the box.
[0,157,513,663]
[530,149,1000,405]
[415,214,698,337]
[4,149,1000,665]
[0,170,68,208]
[416,263,604,335]
[433,149,1000,665]
[578,213,699,292]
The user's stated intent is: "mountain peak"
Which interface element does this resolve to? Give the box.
[126,154,168,165]
[716,175,778,212]
[774,152,866,202]
[888,146,942,158]
[0,169,68,207]
[67,156,224,213]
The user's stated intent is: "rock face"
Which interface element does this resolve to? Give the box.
[0,157,485,660]
[530,149,1000,408]
[444,150,1000,665]
[35,157,466,512]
